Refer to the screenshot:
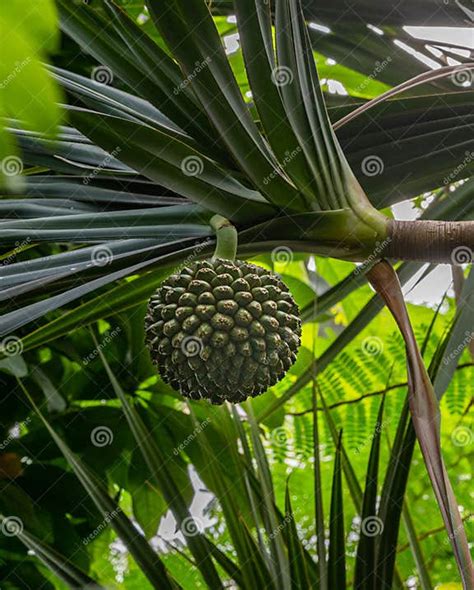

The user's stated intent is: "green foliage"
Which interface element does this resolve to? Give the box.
[0,260,471,588]
[0,0,62,189]
[0,0,472,588]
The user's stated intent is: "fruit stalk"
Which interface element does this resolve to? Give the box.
[210,214,238,261]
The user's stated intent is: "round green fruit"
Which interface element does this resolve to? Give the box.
[145,258,301,404]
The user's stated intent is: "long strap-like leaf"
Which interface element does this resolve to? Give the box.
[312,386,327,589]
[145,0,306,211]
[17,382,177,590]
[68,108,272,222]
[367,261,473,589]
[56,0,216,149]
[97,343,224,589]
[284,484,312,589]
[233,0,317,208]
[353,395,385,589]
[327,431,345,590]
[334,64,474,131]
[0,521,105,590]
[245,402,291,589]
[431,267,474,397]
[194,405,275,589]
[319,387,406,589]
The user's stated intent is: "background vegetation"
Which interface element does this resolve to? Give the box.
[0,1,472,588]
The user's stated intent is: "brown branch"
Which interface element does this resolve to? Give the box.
[397,513,473,554]
[288,363,474,416]
[386,219,474,264]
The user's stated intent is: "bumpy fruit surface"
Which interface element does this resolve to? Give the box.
[145,258,301,404]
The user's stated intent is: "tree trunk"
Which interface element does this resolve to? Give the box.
[386,219,474,264]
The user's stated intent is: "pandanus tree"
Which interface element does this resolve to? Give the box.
[0,0,473,588]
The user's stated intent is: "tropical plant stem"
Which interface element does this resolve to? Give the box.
[386,219,474,263]
[210,214,238,261]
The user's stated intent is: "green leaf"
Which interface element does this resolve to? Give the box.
[1,0,59,52]
[275,0,348,210]
[68,108,272,222]
[376,398,414,589]
[96,340,224,589]
[226,407,280,588]
[212,0,471,26]
[16,381,177,590]
[401,503,432,590]
[56,0,216,151]
[312,387,327,590]
[0,241,203,338]
[0,0,62,189]
[334,65,474,132]
[318,389,363,510]
[233,0,316,206]
[284,484,312,589]
[327,431,345,590]
[128,451,167,540]
[431,266,474,397]
[0,520,104,589]
[145,0,306,211]
[354,395,385,589]
[245,401,291,588]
